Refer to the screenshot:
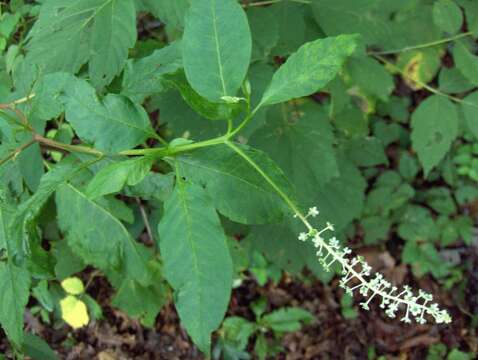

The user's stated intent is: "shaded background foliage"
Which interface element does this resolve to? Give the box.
[0,0,477,359]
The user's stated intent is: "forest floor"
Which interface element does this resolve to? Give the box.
[1,239,477,360]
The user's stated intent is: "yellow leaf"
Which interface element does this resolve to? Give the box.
[61,277,84,295]
[60,295,89,329]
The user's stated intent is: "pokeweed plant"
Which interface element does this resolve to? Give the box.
[0,0,467,357]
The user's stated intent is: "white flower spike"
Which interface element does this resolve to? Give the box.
[293,206,452,325]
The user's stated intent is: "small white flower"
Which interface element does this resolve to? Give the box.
[326,222,335,231]
[298,232,308,241]
[307,206,319,217]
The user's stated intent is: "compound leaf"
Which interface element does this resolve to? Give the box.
[26,0,137,87]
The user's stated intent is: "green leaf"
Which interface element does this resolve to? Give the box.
[433,0,463,34]
[311,0,391,46]
[261,307,314,333]
[63,78,154,152]
[26,0,137,87]
[270,2,306,56]
[221,316,256,351]
[402,242,450,278]
[23,333,60,360]
[111,261,168,327]
[56,184,150,285]
[11,156,96,259]
[89,0,136,87]
[411,95,459,176]
[346,55,394,101]
[121,41,183,103]
[162,71,240,121]
[317,156,366,231]
[260,35,357,106]
[438,67,475,94]
[158,181,233,354]
[398,205,438,243]
[247,7,279,61]
[453,41,478,85]
[249,102,338,196]
[0,208,31,346]
[248,218,332,281]
[462,92,478,140]
[182,0,252,102]
[86,157,154,199]
[344,137,388,167]
[175,144,294,224]
[135,0,190,35]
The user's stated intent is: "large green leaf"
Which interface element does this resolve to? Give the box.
[0,207,31,346]
[26,0,137,87]
[56,184,150,285]
[175,144,294,224]
[63,78,155,152]
[249,102,338,199]
[259,35,357,106]
[182,0,252,102]
[10,156,97,259]
[121,42,183,103]
[411,95,459,176]
[158,180,232,354]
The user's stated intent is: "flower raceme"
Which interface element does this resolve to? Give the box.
[296,207,452,325]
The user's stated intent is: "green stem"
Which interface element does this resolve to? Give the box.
[229,104,262,138]
[242,0,309,7]
[10,93,36,106]
[368,31,473,55]
[224,140,302,217]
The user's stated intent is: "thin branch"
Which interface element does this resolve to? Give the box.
[373,54,478,109]
[0,139,36,167]
[33,134,105,157]
[136,197,155,246]
[368,32,473,56]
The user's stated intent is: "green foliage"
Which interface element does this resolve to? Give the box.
[215,298,314,360]
[0,0,476,357]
